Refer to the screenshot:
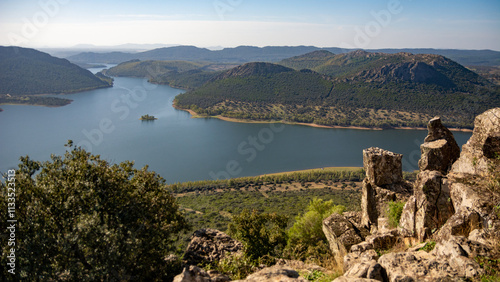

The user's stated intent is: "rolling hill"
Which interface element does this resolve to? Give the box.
[67,45,500,67]
[0,46,112,107]
[174,51,500,128]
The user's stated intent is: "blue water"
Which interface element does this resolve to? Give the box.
[0,68,472,183]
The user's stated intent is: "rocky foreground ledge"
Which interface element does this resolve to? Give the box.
[173,108,500,282]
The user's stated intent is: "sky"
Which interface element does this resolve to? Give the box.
[0,0,499,50]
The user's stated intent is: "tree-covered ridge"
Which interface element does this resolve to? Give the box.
[0,46,112,96]
[174,51,500,128]
[104,60,234,90]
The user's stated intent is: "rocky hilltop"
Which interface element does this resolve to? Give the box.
[174,108,500,282]
[327,107,500,281]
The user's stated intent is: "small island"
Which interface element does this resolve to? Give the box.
[139,114,157,121]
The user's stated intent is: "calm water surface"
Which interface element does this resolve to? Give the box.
[0,68,472,183]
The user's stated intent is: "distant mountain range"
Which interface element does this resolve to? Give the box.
[0,46,112,107]
[67,45,500,67]
[173,50,500,128]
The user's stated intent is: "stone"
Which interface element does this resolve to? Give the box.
[274,259,325,273]
[365,230,398,251]
[234,265,307,282]
[378,251,460,281]
[413,171,454,241]
[322,213,364,266]
[173,265,231,282]
[361,179,412,230]
[451,108,500,176]
[361,147,413,229]
[343,249,379,274]
[333,277,381,282]
[363,147,403,186]
[343,260,387,281]
[183,229,243,266]
[436,208,482,241]
[418,117,460,173]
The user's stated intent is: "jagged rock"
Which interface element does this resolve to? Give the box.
[365,230,398,251]
[173,265,231,282]
[234,265,307,282]
[343,211,363,230]
[322,213,365,266]
[275,259,326,273]
[451,107,500,176]
[333,277,381,282]
[363,147,403,186]
[343,260,387,281]
[378,251,461,281]
[400,171,455,241]
[435,208,482,241]
[343,249,378,274]
[183,229,243,266]
[361,179,413,230]
[418,117,460,173]
[361,148,413,229]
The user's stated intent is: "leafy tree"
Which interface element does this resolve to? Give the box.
[228,209,288,261]
[287,198,345,251]
[0,143,187,281]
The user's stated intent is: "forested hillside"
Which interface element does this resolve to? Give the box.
[104,60,234,89]
[0,46,112,107]
[174,51,500,128]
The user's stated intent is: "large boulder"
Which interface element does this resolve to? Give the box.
[363,147,403,186]
[399,171,455,241]
[361,148,413,229]
[322,213,365,266]
[450,107,500,176]
[438,108,500,243]
[173,265,231,282]
[418,117,460,173]
[183,229,243,266]
[234,265,307,282]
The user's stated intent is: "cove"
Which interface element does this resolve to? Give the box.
[0,68,472,184]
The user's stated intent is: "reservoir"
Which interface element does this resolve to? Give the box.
[0,68,472,183]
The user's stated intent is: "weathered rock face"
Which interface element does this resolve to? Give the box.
[451,107,500,176]
[419,117,460,174]
[335,108,500,282]
[322,213,365,266]
[234,265,307,282]
[173,265,231,282]
[183,229,243,266]
[363,147,403,186]
[361,147,412,229]
[399,171,455,241]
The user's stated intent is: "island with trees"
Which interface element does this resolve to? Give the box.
[140,114,157,120]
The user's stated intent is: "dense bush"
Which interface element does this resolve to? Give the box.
[228,209,288,261]
[0,143,187,281]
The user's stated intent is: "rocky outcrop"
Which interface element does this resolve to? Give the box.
[336,108,500,282]
[418,117,460,173]
[173,265,231,282]
[361,147,413,230]
[183,229,243,266]
[234,265,307,282]
[322,213,366,266]
[451,108,500,176]
[399,170,455,241]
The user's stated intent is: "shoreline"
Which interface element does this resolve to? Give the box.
[173,105,473,132]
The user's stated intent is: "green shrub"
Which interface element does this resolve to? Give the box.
[228,209,288,261]
[0,143,187,281]
[387,201,406,228]
[288,198,345,247]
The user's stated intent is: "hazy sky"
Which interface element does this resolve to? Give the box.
[0,0,499,50]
